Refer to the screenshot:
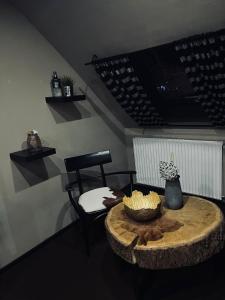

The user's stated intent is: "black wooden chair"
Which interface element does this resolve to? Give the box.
[64,149,136,255]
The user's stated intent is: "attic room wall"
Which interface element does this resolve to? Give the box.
[9,0,225,174]
[0,1,128,268]
[10,0,225,129]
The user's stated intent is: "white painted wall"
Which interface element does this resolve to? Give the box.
[0,1,128,268]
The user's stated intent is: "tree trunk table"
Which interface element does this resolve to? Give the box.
[105,196,225,269]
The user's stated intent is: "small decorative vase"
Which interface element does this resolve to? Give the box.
[63,85,73,97]
[165,176,183,210]
[27,131,42,152]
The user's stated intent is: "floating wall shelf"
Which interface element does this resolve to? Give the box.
[10,147,56,162]
[45,95,86,103]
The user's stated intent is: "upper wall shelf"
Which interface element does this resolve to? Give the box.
[45,95,86,103]
[10,147,56,162]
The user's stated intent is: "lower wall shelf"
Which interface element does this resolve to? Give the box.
[10,147,56,162]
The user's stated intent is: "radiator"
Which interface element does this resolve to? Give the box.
[133,137,224,200]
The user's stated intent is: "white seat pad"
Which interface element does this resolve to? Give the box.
[79,187,116,213]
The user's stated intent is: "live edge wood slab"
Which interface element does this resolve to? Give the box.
[105,196,225,269]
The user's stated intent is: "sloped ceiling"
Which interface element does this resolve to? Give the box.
[10,0,225,127]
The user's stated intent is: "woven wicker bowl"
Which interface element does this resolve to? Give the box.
[124,202,161,222]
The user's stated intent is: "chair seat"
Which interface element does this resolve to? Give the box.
[79,187,116,213]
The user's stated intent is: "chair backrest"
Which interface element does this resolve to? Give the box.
[64,150,112,194]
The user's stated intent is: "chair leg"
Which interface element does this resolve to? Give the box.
[130,173,134,196]
[80,215,90,256]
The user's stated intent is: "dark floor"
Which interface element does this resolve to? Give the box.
[1,219,225,300]
[1,186,225,300]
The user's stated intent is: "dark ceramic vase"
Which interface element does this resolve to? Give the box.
[165,176,183,210]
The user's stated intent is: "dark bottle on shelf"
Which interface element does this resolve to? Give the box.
[51,71,62,97]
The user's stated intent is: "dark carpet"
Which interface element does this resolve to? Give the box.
[1,186,225,300]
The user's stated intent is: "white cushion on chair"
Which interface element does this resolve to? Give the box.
[79,187,116,213]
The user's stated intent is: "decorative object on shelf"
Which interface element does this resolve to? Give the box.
[123,190,161,221]
[27,130,42,151]
[61,75,74,97]
[160,156,183,210]
[50,71,62,97]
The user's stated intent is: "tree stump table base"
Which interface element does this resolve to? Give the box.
[105,196,225,269]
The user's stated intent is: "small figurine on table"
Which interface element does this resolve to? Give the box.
[27,130,42,151]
